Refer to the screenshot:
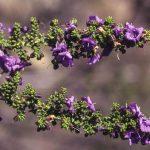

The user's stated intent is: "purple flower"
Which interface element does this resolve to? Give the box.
[141,133,150,145]
[121,131,141,145]
[88,53,100,65]
[0,50,5,57]
[65,23,76,32]
[0,50,30,73]
[113,26,123,37]
[128,102,142,117]
[82,96,96,112]
[4,57,28,72]
[0,23,5,32]
[53,43,66,54]
[53,43,74,67]
[56,51,73,67]
[64,20,77,41]
[87,16,103,26]
[139,116,150,132]
[120,105,127,113]
[66,96,75,113]
[124,22,144,44]
[128,132,141,146]
[81,38,96,51]
[8,27,14,35]
[21,26,28,33]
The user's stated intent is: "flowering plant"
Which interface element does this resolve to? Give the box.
[0,16,150,146]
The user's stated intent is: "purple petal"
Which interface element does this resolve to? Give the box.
[0,23,5,32]
[88,53,100,65]
[66,96,75,113]
[113,26,123,37]
[0,50,4,57]
[88,16,104,25]
[139,116,150,132]
[124,22,144,43]
[82,96,96,112]
[128,102,142,117]
[81,38,96,51]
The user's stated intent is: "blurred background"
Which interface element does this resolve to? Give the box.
[0,0,150,149]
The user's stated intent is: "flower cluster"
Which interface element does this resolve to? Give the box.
[0,16,150,146]
[127,103,150,145]
[99,102,150,145]
[0,16,149,71]
[52,43,73,68]
[0,50,30,74]
[0,72,150,146]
